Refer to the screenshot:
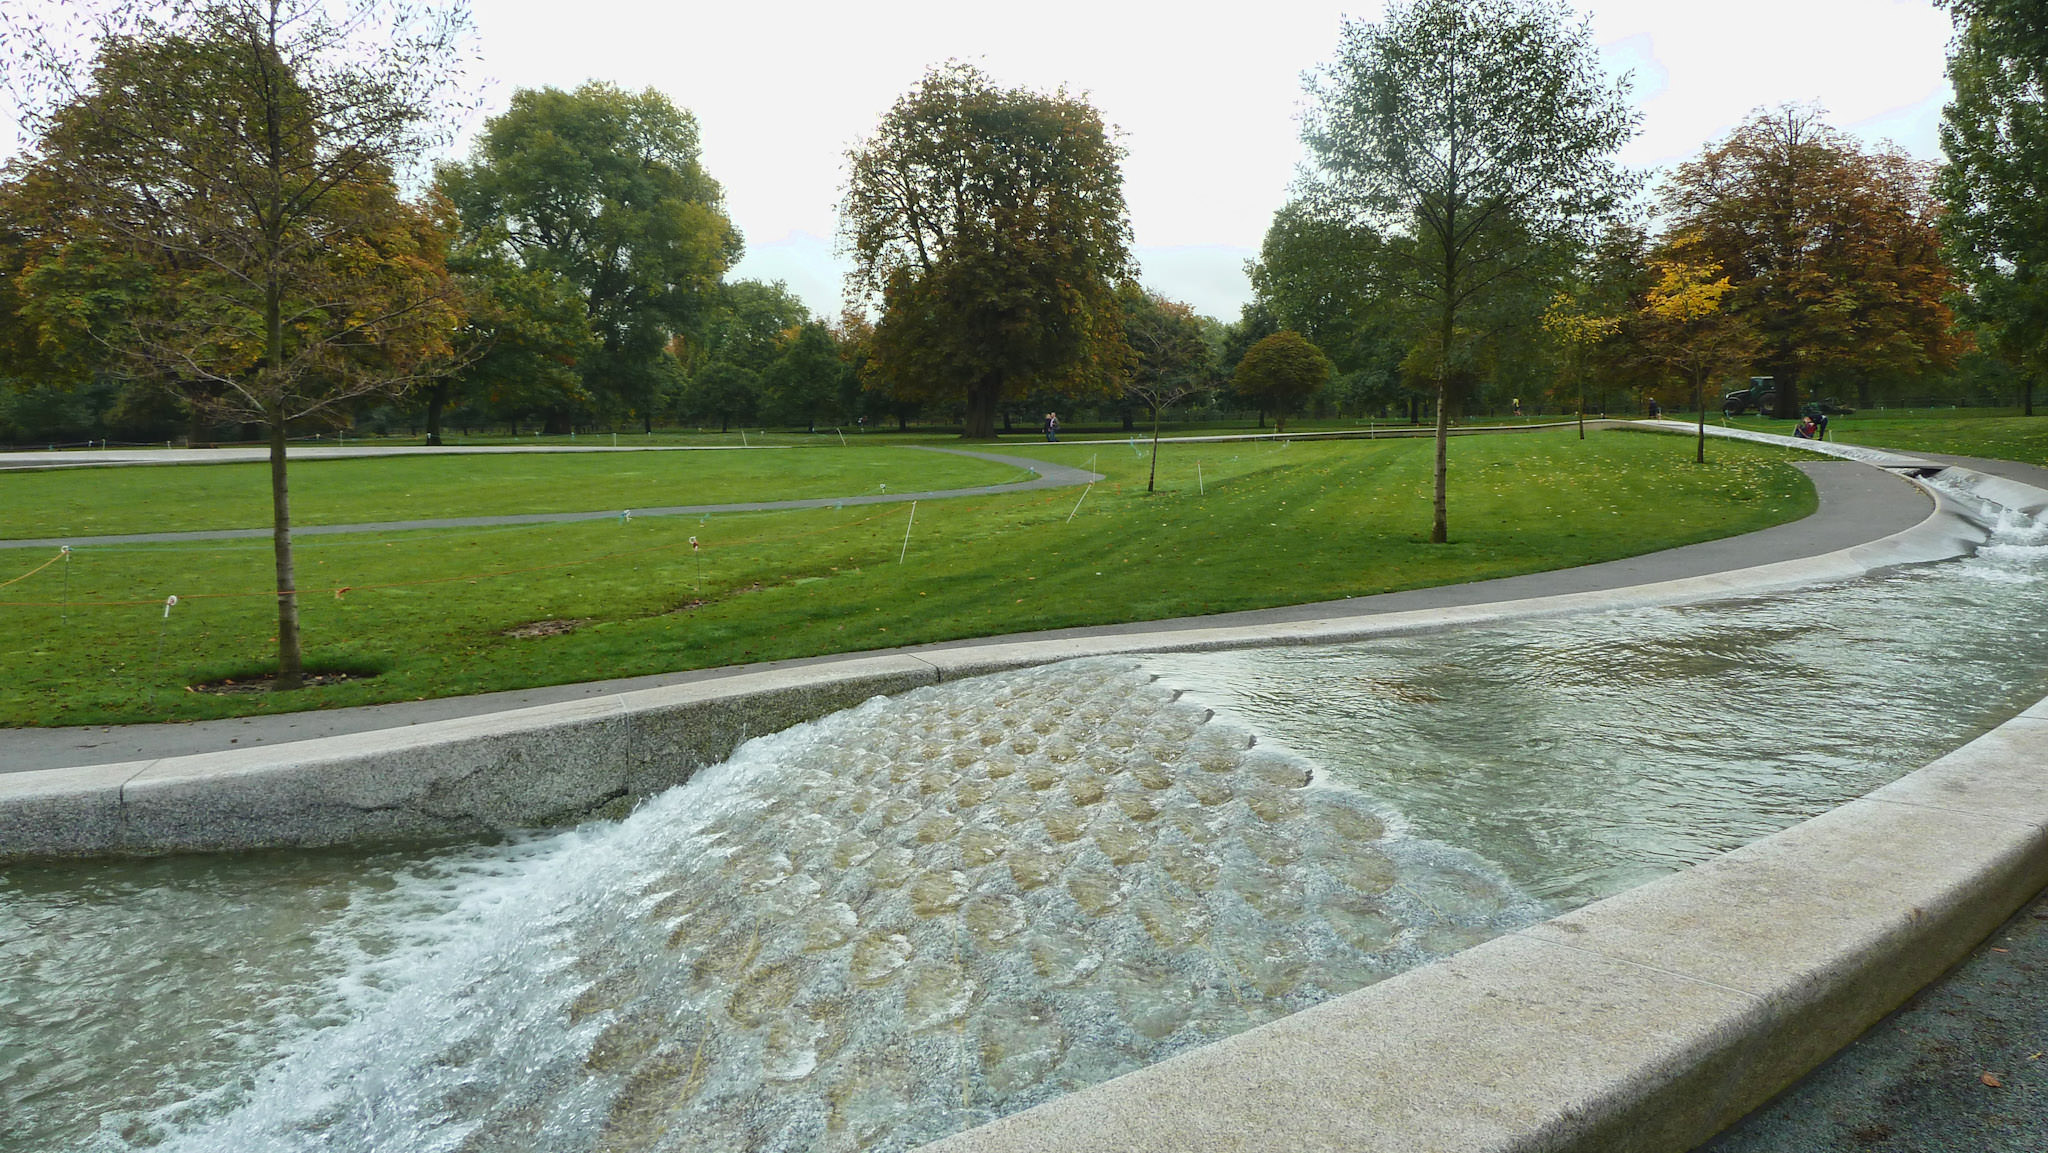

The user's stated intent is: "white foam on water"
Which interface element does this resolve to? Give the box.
[113,661,1532,1153]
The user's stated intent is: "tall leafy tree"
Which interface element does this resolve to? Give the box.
[3,0,468,690]
[1232,330,1332,433]
[1662,106,1963,415]
[1938,0,2048,414]
[438,83,741,431]
[761,321,849,432]
[430,241,597,442]
[1302,0,1638,542]
[842,63,1136,439]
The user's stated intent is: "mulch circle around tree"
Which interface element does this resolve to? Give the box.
[189,671,374,695]
[502,618,592,639]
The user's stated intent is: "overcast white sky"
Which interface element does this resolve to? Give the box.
[8,0,1960,321]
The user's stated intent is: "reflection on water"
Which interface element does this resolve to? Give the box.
[1142,504,2048,904]
[4,664,1534,1153]
[4,496,2044,1153]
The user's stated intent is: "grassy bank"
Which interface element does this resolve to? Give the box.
[1715,408,2048,467]
[0,445,1028,539]
[0,429,1814,726]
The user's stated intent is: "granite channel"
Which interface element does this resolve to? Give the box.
[1,429,2041,1152]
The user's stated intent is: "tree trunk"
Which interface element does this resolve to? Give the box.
[1694,365,1706,464]
[2025,377,2036,417]
[268,413,304,690]
[962,375,1000,438]
[424,381,448,446]
[1148,404,1163,492]
[1431,301,1453,545]
[1773,372,1800,420]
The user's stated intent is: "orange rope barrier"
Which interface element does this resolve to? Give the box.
[0,549,65,590]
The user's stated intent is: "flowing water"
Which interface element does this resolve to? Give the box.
[5,491,2048,1153]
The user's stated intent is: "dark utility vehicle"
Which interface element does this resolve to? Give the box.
[1721,384,1855,418]
[1721,383,1778,416]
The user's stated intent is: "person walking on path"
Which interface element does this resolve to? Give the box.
[1043,412,1060,442]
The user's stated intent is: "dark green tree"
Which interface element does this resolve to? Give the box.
[1232,330,1333,433]
[842,62,1136,439]
[761,321,849,432]
[1938,0,2048,414]
[429,240,597,442]
[685,362,759,434]
[438,83,741,431]
[1302,0,1638,541]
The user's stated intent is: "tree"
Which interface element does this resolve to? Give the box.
[1119,284,1213,491]
[1639,240,1760,462]
[1541,288,1622,439]
[684,361,758,433]
[1937,0,2048,415]
[438,83,741,432]
[3,0,469,691]
[431,242,597,442]
[1302,0,1638,543]
[761,321,849,432]
[1232,330,1332,433]
[842,63,1135,439]
[1662,106,1963,416]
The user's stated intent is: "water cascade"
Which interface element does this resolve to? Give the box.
[6,485,2048,1152]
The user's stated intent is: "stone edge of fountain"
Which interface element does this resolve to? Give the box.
[0,449,1979,862]
[0,434,2036,1153]
[913,699,2048,1153]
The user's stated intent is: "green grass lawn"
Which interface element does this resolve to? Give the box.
[0,446,1029,538]
[0,429,1815,726]
[1714,408,2048,468]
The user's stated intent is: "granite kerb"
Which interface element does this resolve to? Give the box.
[0,460,1991,862]
[912,696,2048,1153]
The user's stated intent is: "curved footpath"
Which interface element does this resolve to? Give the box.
[0,445,1100,550]
[3,427,2046,1151]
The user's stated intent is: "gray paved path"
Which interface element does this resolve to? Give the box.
[0,446,1098,550]
[1703,883,2048,1152]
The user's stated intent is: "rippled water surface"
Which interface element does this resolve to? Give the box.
[5,499,2047,1153]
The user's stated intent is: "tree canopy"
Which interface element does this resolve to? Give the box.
[841,62,1135,438]
[2,0,469,689]
[1661,105,1962,414]
[1301,0,1637,542]
[1938,0,2048,413]
[1232,330,1332,433]
[438,82,741,431]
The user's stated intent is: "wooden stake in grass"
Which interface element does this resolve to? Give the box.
[690,536,702,593]
[1066,484,1093,523]
[899,501,917,563]
[148,594,177,706]
[1197,461,1205,495]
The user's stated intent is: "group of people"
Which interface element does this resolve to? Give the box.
[1793,413,1830,441]
[1042,412,1060,442]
